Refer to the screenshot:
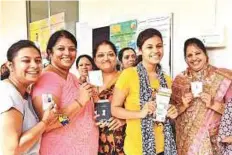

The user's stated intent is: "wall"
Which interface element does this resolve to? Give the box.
[0,1,3,63]
[1,0,231,77]
[79,0,232,78]
[0,0,79,75]
[0,0,27,65]
[29,1,79,37]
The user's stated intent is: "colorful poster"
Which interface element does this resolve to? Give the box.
[29,18,49,59]
[110,20,137,53]
[29,12,65,66]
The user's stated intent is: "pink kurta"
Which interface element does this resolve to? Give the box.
[32,72,99,155]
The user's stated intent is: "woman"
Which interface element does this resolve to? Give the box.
[0,40,57,155]
[76,54,96,83]
[32,30,99,155]
[218,98,232,155]
[111,28,178,155]
[118,47,137,70]
[0,63,10,80]
[93,40,126,155]
[171,38,232,155]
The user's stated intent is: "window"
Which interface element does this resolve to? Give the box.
[26,0,79,63]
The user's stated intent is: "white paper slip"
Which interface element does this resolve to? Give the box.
[191,81,203,97]
[42,94,55,111]
[88,70,103,86]
[154,88,172,122]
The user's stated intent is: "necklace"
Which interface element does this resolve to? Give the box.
[188,65,210,82]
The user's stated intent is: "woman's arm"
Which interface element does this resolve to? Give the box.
[33,95,82,132]
[200,92,225,114]
[1,108,47,154]
[33,82,93,132]
[172,92,193,116]
[174,104,187,115]
[207,100,225,114]
[111,87,153,119]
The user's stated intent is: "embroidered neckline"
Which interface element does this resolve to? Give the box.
[186,64,211,82]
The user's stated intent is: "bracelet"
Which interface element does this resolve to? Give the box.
[75,98,83,108]
[58,114,69,126]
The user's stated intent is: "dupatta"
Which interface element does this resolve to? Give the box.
[172,65,232,155]
[137,62,177,155]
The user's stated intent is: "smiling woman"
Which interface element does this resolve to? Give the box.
[0,40,57,155]
[111,28,177,155]
[92,40,126,155]
[32,30,98,155]
[171,38,232,155]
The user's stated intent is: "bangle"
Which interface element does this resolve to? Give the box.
[75,99,83,108]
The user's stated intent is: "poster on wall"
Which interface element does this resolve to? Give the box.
[29,12,65,66]
[81,13,173,76]
[110,20,137,53]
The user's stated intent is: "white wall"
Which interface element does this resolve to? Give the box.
[0,0,27,65]
[79,0,232,78]
[1,0,231,78]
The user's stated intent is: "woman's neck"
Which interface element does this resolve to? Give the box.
[142,61,157,74]
[188,64,209,81]
[102,69,118,85]
[49,63,69,80]
[8,76,28,97]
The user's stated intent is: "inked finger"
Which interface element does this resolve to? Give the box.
[109,121,119,130]
[109,119,117,127]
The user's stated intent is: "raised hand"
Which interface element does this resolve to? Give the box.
[42,104,58,126]
[140,101,156,118]
[167,104,178,119]
[200,92,212,107]
[78,82,93,106]
[108,117,125,130]
[182,93,193,109]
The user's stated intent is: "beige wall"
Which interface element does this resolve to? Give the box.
[79,0,232,77]
[0,0,27,65]
[0,0,79,75]
[1,0,232,77]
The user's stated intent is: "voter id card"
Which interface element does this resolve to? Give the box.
[191,81,203,97]
[154,88,172,122]
[42,94,54,110]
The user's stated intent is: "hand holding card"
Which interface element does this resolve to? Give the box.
[154,88,172,122]
[88,70,103,86]
[79,75,87,84]
[95,99,111,122]
[182,92,194,108]
[42,94,55,111]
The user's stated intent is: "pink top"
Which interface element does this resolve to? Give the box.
[32,72,99,155]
